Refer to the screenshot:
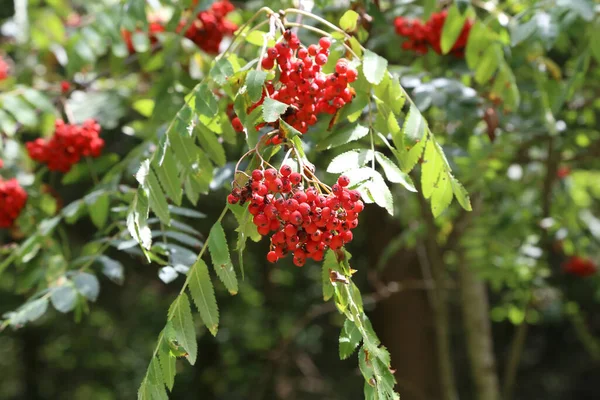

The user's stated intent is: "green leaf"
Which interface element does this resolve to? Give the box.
[73,272,100,302]
[475,46,500,84]
[358,346,375,382]
[365,172,394,215]
[168,206,206,219]
[465,22,489,68]
[161,231,202,248]
[158,334,176,391]
[85,191,110,229]
[167,293,197,365]
[374,152,416,192]
[147,356,164,386]
[146,170,171,226]
[322,250,338,301]
[317,124,369,150]
[153,150,182,206]
[451,177,472,211]
[167,108,197,169]
[5,298,49,326]
[340,10,359,32]
[403,139,426,174]
[431,172,454,217]
[128,188,152,250]
[327,149,373,174]
[559,0,593,21]
[590,22,600,63]
[229,203,261,279]
[339,319,362,359]
[262,98,288,123]
[62,154,119,185]
[279,118,302,139]
[194,83,219,118]
[207,222,239,295]
[423,0,437,18]
[421,141,443,200]
[98,256,125,285]
[209,58,234,85]
[188,259,219,336]
[441,5,469,54]
[456,0,471,13]
[50,285,78,313]
[22,89,55,113]
[2,95,38,126]
[245,70,268,103]
[196,125,226,166]
[403,104,427,142]
[362,50,388,85]
[133,99,155,117]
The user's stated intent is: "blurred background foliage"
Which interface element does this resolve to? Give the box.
[1,0,600,399]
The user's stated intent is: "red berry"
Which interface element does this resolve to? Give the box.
[337,175,350,187]
[289,172,302,185]
[267,251,278,263]
[252,169,263,181]
[227,194,239,204]
[315,53,328,66]
[290,211,303,226]
[346,68,358,82]
[335,60,348,74]
[280,164,292,177]
[60,80,71,93]
[261,57,275,70]
[319,37,331,50]
[264,168,277,181]
[232,117,244,132]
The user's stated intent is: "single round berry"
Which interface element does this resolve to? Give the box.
[267,251,278,263]
[289,172,302,185]
[227,194,239,204]
[280,164,292,177]
[335,59,348,74]
[315,53,328,66]
[261,57,275,70]
[319,37,331,50]
[252,169,263,181]
[264,168,277,181]
[232,117,244,132]
[338,175,350,187]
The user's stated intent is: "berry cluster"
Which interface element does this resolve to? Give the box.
[0,56,9,81]
[123,21,165,54]
[178,0,237,54]
[246,31,357,143]
[0,178,27,228]
[26,119,104,173]
[394,11,472,57]
[228,167,363,267]
[563,256,597,277]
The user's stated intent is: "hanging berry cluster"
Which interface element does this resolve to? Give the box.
[178,0,238,54]
[394,11,472,57]
[123,21,165,54]
[238,32,357,143]
[0,178,27,228]
[228,167,363,267]
[563,256,597,277]
[121,1,237,55]
[26,119,104,173]
[0,56,9,81]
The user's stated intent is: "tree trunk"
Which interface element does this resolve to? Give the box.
[367,207,441,400]
[458,257,500,400]
[418,194,459,400]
